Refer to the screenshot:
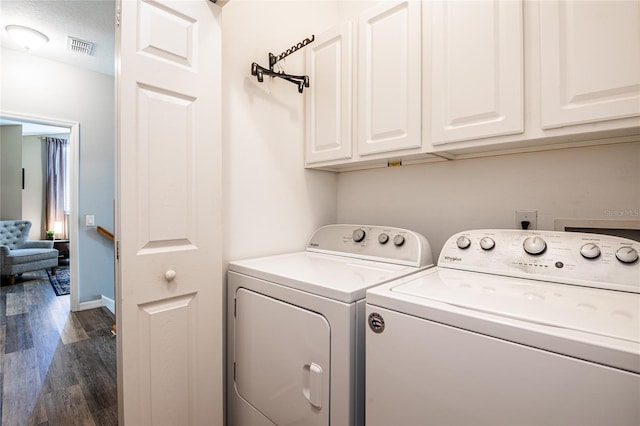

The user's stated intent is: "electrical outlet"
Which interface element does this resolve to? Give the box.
[86,214,95,227]
[515,210,537,230]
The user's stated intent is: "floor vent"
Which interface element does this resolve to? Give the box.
[67,36,94,55]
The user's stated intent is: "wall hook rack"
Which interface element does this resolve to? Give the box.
[251,35,315,94]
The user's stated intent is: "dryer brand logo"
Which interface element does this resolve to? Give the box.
[308,242,319,247]
[368,312,385,334]
[444,256,462,262]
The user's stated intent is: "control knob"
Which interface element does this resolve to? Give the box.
[393,234,405,247]
[352,229,366,243]
[456,236,471,250]
[616,246,639,264]
[580,243,601,260]
[523,236,546,255]
[480,237,495,251]
[378,233,389,244]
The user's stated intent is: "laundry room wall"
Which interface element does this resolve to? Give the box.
[221,1,640,263]
[222,1,341,262]
[337,142,640,257]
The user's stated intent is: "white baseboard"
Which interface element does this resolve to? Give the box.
[102,295,115,314]
[77,299,102,311]
[77,295,115,314]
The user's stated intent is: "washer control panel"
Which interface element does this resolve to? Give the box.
[439,229,640,293]
[307,224,433,268]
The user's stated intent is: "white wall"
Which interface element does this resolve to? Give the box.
[222,1,339,262]
[0,125,22,220]
[1,47,114,303]
[218,1,640,268]
[22,134,46,240]
[337,142,640,258]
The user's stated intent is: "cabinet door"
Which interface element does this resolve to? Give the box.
[358,1,421,156]
[429,0,523,145]
[305,22,353,165]
[540,1,640,129]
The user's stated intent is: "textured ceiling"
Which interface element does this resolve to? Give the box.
[0,0,115,76]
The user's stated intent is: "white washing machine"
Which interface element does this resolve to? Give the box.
[227,224,434,426]
[366,229,640,426]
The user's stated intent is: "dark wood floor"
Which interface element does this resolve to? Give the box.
[1,270,117,425]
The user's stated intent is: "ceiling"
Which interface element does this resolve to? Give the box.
[0,0,115,76]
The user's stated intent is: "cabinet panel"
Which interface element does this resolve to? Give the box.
[305,22,353,164]
[358,1,421,156]
[430,0,523,145]
[540,1,640,129]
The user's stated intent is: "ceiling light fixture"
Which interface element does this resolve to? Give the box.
[5,24,50,51]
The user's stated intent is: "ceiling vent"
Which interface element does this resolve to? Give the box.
[67,36,94,55]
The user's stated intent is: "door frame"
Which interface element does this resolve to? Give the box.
[0,110,81,310]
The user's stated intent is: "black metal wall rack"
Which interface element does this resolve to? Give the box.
[251,35,315,94]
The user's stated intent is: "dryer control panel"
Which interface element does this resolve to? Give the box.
[439,229,640,293]
[307,224,434,268]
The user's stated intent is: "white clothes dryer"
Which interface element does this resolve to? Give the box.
[366,229,640,426]
[227,224,433,426]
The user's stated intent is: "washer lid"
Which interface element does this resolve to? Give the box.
[367,268,640,372]
[229,251,422,303]
[392,268,639,343]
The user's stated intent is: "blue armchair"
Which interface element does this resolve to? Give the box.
[0,220,59,285]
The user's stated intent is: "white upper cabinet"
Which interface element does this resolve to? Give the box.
[357,1,422,156]
[429,0,524,144]
[305,0,640,170]
[539,1,640,129]
[305,22,354,165]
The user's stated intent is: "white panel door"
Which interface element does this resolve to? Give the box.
[116,0,222,424]
[305,21,353,165]
[540,0,640,129]
[235,289,331,426]
[358,1,422,156]
[429,0,523,145]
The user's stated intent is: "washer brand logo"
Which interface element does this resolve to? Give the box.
[444,256,462,262]
[368,312,385,333]
[308,243,319,247]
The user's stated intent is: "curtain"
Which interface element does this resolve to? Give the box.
[45,137,69,239]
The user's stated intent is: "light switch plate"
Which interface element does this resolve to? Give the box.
[86,214,95,226]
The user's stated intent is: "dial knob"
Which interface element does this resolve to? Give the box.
[352,229,366,243]
[393,234,405,246]
[580,243,601,259]
[378,233,389,244]
[523,236,546,255]
[480,237,495,251]
[616,246,639,264]
[456,236,471,249]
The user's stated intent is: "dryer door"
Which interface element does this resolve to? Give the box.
[235,288,330,426]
